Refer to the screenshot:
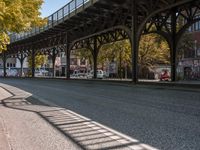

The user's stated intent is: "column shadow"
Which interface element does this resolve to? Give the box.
[0,86,156,150]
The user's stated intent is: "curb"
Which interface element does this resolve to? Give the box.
[30,95,59,107]
[3,77,200,92]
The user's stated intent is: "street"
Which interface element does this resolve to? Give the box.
[0,78,200,150]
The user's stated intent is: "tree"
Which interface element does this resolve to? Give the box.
[100,40,131,67]
[139,34,170,78]
[99,40,132,78]
[73,34,170,79]
[28,54,47,69]
[0,0,45,52]
[0,32,9,52]
[73,48,93,68]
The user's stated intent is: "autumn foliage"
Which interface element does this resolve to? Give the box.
[0,0,45,52]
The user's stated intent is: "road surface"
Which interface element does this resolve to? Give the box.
[0,78,200,150]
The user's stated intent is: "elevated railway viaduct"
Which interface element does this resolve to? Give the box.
[1,0,200,82]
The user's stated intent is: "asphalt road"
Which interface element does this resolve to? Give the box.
[0,78,200,150]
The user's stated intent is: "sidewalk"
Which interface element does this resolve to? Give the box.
[0,87,12,150]
[0,113,11,150]
[0,86,80,150]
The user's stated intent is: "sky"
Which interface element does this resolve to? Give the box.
[41,0,70,17]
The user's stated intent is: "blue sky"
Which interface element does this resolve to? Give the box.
[41,0,70,17]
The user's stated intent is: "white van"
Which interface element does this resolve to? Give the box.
[97,70,104,79]
[87,70,104,79]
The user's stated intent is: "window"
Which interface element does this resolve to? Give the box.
[188,26,192,32]
[71,58,77,65]
[198,20,200,31]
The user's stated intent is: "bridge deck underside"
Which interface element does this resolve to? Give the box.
[7,0,197,51]
[1,0,199,82]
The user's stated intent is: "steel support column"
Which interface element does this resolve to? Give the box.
[93,37,98,79]
[171,9,177,82]
[19,54,25,77]
[64,33,71,79]
[65,44,71,79]
[3,52,7,77]
[131,0,139,83]
[20,59,24,77]
[31,50,35,78]
[51,48,56,78]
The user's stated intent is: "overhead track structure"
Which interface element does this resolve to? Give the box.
[1,0,200,81]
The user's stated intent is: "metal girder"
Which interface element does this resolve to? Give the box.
[8,0,196,50]
[6,0,200,57]
[143,2,200,35]
[71,28,129,51]
[3,0,200,82]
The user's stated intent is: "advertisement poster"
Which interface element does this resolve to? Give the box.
[109,62,117,74]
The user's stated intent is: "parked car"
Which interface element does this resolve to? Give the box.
[103,71,109,78]
[70,70,88,79]
[97,70,104,79]
[35,69,48,77]
[160,70,170,81]
[87,70,104,79]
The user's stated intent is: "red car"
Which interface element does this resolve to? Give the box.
[160,70,170,81]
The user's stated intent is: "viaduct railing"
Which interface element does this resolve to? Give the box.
[9,0,92,43]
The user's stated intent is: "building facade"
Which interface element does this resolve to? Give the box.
[177,17,200,80]
[0,57,29,76]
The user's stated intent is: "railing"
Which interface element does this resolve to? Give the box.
[10,0,91,43]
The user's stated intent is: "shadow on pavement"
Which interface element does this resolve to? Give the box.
[0,85,157,150]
